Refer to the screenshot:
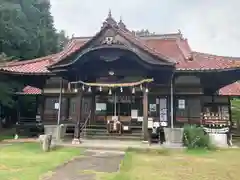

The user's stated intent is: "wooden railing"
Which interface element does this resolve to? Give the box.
[80,110,91,137]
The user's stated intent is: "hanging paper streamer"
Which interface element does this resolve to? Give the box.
[70,78,154,87]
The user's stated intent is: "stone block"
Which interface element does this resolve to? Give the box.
[209,133,228,147]
[39,134,52,152]
[44,124,66,140]
[164,128,183,144]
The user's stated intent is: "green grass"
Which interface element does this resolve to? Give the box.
[0,143,81,180]
[0,129,15,141]
[97,148,240,180]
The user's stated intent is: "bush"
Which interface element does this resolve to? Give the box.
[183,125,213,149]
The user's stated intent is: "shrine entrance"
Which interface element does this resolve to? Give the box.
[48,26,175,141]
[71,79,152,135]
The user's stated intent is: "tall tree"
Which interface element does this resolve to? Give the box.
[0,0,67,108]
[0,0,62,60]
[56,30,69,51]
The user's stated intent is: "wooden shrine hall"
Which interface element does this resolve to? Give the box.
[1,12,240,142]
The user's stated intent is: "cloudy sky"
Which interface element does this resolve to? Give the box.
[50,0,240,56]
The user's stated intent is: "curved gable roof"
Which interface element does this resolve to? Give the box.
[1,18,240,74]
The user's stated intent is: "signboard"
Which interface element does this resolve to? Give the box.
[54,103,59,110]
[149,104,156,112]
[178,99,185,109]
[131,109,138,119]
[159,98,167,123]
[96,103,106,111]
[203,127,229,134]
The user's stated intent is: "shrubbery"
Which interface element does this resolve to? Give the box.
[183,125,214,149]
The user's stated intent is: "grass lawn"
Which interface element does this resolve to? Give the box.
[0,143,81,180]
[99,149,240,180]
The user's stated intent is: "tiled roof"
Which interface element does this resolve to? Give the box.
[219,81,240,96]
[177,51,240,71]
[1,18,240,73]
[0,38,86,74]
[145,38,240,71]
[19,86,42,95]
[0,55,55,74]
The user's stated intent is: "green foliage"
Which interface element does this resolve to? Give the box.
[183,125,213,150]
[57,30,69,51]
[231,98,240,122]
[0,75,23,107]
[0,0,67,60]
[0,0,68,108]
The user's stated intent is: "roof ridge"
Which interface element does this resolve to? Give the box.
[48,25,110,68]
[193,51,240,59]
[4,54,58,67]
[176,39,192,60]
[117,27,176,64]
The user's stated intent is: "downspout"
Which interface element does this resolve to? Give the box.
[170,73,174,129]
[114,92,117,117]
[57,78,63,125]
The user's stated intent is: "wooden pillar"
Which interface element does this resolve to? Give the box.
[142,90,148,141]
[90,92,95,125]
[65,97,70,120]
[72,91,83,144]
[57,78,63,125]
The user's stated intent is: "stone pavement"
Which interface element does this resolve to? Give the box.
[57,139,184,150]
[44,149,125,180]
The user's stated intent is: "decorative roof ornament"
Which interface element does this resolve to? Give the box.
[177,29,183,39]
[118,16,126,30]
[102,9,117,28]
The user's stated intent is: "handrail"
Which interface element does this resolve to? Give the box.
[80,110,91,137]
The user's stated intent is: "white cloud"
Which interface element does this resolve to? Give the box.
[50,0,240,56]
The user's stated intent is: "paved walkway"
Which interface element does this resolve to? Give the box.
[44,149,125,180]
[57,139,184,150]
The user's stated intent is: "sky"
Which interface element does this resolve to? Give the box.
[50,0,240,57]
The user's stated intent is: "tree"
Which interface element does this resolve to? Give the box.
[0,0,64,60]
[57,30,69,51]
[0,0,68,108]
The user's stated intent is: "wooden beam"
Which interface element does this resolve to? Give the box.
[142,90,148,141]
[73,91,83,141]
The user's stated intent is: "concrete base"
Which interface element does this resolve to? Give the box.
[44,125,66,139]
[209,133,228,147]
[72,138,81,145]
[164,128,183,144]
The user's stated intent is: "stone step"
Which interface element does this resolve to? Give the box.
[82,128,142,137]
[84,134,142,141]
[85,124,142,130]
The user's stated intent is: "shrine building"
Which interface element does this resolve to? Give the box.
[1,12,240,141]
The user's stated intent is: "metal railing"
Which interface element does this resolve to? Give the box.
[80,110,91,137]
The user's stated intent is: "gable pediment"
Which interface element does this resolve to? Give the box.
[49,24,175,69]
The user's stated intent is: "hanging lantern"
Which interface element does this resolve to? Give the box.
[145,87,149,93]
[88,86,91,92]
[82,85,85,91]
[120,87,123,93]
[99,86,102,92]
[109,88,112,95]
[74,88,78,93]
[140,84,143,91]
[132,87,135,94]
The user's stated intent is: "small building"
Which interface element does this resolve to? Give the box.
[1,12,240,142]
